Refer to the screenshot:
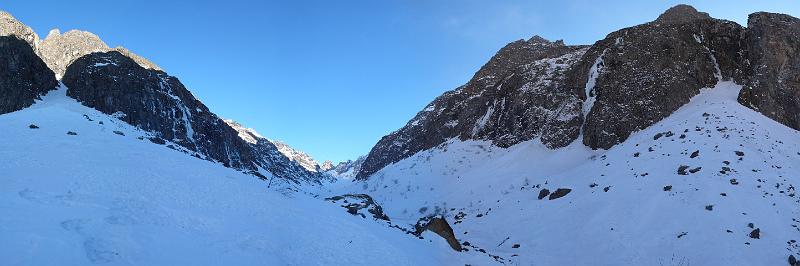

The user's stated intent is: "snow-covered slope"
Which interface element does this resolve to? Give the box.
[0,86,484,265]
[330,81,800,265]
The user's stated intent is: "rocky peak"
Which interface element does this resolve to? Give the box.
[655,4,712,24]
[320,160,334,172]
[272,140,322,173]
[38,29,161,78]
[0,10,39,50]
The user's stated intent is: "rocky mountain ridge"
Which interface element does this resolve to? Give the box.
[357,5,800,180]
[0,10,322,184]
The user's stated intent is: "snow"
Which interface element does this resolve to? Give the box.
[330,81,800,265]
[0,86,466,265]
[582,49,607,120]
[471,102,495,136]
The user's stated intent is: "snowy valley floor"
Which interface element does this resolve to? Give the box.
[1,82,798,265]
[0,87,486,265]
[325,81,800,265]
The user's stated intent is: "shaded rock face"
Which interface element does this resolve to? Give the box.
[39,29,161,78]
[0,36,58,114]
[357,37,588,179]
[414,216,462,251]
[575,9,745,149]
[738,12,800,130]
[224,119,329,183]
[355,5,800,180]
[62,51,317,183]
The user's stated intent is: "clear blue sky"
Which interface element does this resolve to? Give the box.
[4,1,799,163]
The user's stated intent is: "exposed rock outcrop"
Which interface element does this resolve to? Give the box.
[357,4,761,179]
[738,12,800,130]
[575,5,745,149]
[39,29,160,78]
[0,36,58,114]
[414,216,462,251]
[357,37,587,179]
[325,194,390,221]
[62,51,318,183]
[0,11,39,50]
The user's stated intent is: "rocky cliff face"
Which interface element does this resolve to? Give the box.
[39,29,160,78]
[738,12,800,130]
[224,119,332,182]
[357,37,587,179]
[272,140,322,172]
[357,5,798,180]
[576,4,746,149]
[62,51,319,184]
[0,36,58,114]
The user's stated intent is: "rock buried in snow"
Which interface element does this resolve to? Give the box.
[66,131,77,135]
[414,215,462,251]
[28,124,38,129]
[113,130,125,136]
[749,228,760,239]
[538,189,551,200]
[548,188,572,200]
[325,194,390,221]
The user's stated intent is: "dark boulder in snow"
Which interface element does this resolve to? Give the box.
[749,228,760,239]
[538,188,551,200]
[0,36,58,115]
[414,215,462,251]
[548,188,572,200]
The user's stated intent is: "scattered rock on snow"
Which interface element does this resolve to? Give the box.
[548,188,572,200]
[538,189,551,200]
[28,124,38,129]
[749,228,760,239]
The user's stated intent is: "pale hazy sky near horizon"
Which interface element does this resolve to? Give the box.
[4,1,799,163]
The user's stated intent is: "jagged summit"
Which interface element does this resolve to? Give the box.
[0,10,160,78]
[655,4,712,24]
[39,28,161,78]
[0,10,39,49]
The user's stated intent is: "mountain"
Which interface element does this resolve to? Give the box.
[0,86,472,265]
[224,119,334,182]
[329,4,800,265]
[356,5,794,180]
[272,140,323,172]
[0,11,322,185]
[38,29,161,78]
[325,156,366,180]
[332,80,800,265]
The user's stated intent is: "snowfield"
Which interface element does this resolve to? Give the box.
[329,81,800,265]
[0,86,479,265]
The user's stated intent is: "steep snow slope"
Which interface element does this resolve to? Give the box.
[330,81,800,265]
[0,86,482,265]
